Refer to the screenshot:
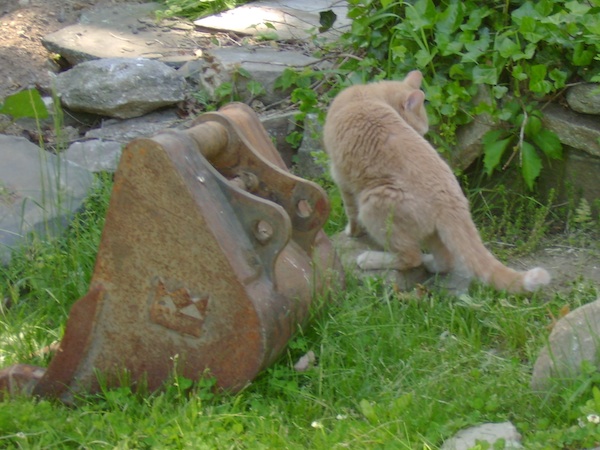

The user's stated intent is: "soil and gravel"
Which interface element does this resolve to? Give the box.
[0,0,599,293]
[0,0,140,100]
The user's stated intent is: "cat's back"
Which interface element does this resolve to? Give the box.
[324,82,414,155]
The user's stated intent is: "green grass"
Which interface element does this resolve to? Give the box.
[1,171,600,448]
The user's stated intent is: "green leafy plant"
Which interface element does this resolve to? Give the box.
[204,66,266,107]
[157,0,250,19]
[0,88,48,121]
[277,0,599,190]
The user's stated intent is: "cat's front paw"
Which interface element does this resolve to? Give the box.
[356,251,397,270]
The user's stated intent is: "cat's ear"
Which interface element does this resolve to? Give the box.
[404,70,423,89]
[405,90,425,111]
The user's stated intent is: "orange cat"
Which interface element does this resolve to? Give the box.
[323,70,551,293]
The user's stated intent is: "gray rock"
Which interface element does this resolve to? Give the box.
[197,46,322,105]
[63,140,123,173]
[55,58,186,119]
[194,0,351,42]
[0,135,93,265]
[450,86,495,170]
[296,113,327,178]
[566,83,600,115]
[42,2,202,67]
[85,109,182,143]
[260,110,298,167]
[441,422,522,450]
[542,103,600,158]
[531,298,600,392]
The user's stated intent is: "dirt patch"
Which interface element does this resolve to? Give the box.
[0,0,138,100]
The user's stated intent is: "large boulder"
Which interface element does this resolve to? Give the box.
[532,299,600,392]
[441,422,522,450]
[0,135,93,265]
[566,83,600,115]
[55,58,186,119]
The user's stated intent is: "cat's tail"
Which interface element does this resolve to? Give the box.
[437,215,551,293]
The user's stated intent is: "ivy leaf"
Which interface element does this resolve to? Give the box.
[528,64,551,94]
[495,33,521,58]
[406,0,436,30]
[462,6,492,31]
[483,130,512,176]
[436,2,464,35]
[573,42,594,66]
[415,48,438,67]
[525,115,542,136]
[521,141,542,190]
[472,65,498,85]
[319,9,337,33]
[0,88,48,120]
[531,128,563,159]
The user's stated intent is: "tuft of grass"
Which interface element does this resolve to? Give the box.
[0,173,112,368]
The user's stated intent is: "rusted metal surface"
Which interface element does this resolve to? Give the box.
[0,103,344,401]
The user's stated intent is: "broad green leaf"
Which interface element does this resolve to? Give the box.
[462,29,491,62]
[525,115,542,136]
[512,64,528,81]
[528,64,551,94]
[531,128,563,159]
[512,2,540,26]
[0,88,49,120]
[435,30,463,56]
[518,16,546,43]
[359,399,379,424]
[472,65,498,85]
[573,42,594,66]
[483,130,512,175]
[521,141,542,190]
[549,68,567,88]
[406,0,436,30]
[462,6,492,31]
[319,9,337,33]
[582,13,600,35]
[415,48,437,67]
[565,1,590,15]
[495,34,519,58]
[492,85,509,99]
[436,2,464,35]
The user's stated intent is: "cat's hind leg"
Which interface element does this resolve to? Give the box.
[339,188,366,237]
[422,232,454,274]
[357,186,423,270]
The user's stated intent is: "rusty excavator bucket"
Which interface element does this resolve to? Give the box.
[0,103,344,401]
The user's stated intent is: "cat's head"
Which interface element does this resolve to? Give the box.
[387,70,429,136]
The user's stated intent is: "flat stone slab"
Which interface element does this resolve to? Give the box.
[0,135,93,265]
[42,3,206,67]
[441,422,522,450]
[63,140,124,173]
[542,103,600,158]
[85,109,183,143]
[194,0,351,41]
